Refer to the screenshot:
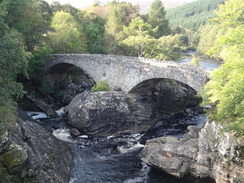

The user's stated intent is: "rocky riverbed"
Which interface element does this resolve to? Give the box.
[3,58,242,183]
[140,121,244,183]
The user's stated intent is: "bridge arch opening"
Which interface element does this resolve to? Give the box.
[46,63,95,105]
[128,78,201,115]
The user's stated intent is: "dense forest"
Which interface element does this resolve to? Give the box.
[166,0,225,30]
[0,0,243,157]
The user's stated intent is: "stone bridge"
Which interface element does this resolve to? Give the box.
[47,54,209,93]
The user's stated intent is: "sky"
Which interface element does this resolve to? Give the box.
[44,0,197,9]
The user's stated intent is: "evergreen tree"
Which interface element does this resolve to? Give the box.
[148,0,170,38]
[166,0,225,30]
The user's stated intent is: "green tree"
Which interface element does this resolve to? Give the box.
[147,35,181,60]
[104,8,123,54]
[0,19,30,136]
[119,17,156,57]
[48,11,87,53]
[148,0,170,38]
[190,54,200,65]
[203,0,244,136]
[115,2,139,26]
[197,23,225,54]
[78,11,105,54]
[2,0,52,52]
[103,1,139,54]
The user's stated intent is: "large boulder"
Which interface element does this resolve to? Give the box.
[0,112,73,183]
[140,121,244,183]
[64,91,152,136]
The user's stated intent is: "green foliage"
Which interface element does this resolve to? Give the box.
[103,1,139,54]
[0,106,16,137]
[0,1,30,140]
[38,82,54,96]
[166,0,225,30]
[68,66,85,84]
[0,162,13,183]
[78,11,105,54]
[104,7,123,54]
[148,0,170,38]
[197,23,223,54]
[1,0,52,52]
[48,11,87,53]
[145,35,180,60]
[92,80,110,92]
[0,29,30,107]
[119,17,157,57]
[55,90,65,98]
[190,54,200,65]
[203,0,244,137]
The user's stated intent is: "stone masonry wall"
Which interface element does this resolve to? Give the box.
[47,54,209,93]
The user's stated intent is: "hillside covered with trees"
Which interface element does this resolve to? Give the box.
[166,0,225,30]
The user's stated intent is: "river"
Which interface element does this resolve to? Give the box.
[178,52,220,71]
[28,107,215,183]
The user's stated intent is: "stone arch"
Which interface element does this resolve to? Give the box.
[47,54,209,93]
[46,62,95,104]
[47,62,95,84]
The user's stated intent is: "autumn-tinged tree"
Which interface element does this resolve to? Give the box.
[103,1,139,54]
[203,0,244,136]
[148,0,170,38]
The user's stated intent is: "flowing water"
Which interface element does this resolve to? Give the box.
[29,108,215,183]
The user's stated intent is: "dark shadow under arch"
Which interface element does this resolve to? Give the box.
[129,78,197,94]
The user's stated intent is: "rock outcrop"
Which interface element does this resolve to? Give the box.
[0,111,73,183]
[140,121,244,183]
[25,94,57,117]
[64,91,152,136]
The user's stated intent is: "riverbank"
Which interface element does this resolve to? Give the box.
[178,52,221,71]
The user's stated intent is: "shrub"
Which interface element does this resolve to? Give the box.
[190,54,200,65]
[38,82,54,96]
[92,80,110,92]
